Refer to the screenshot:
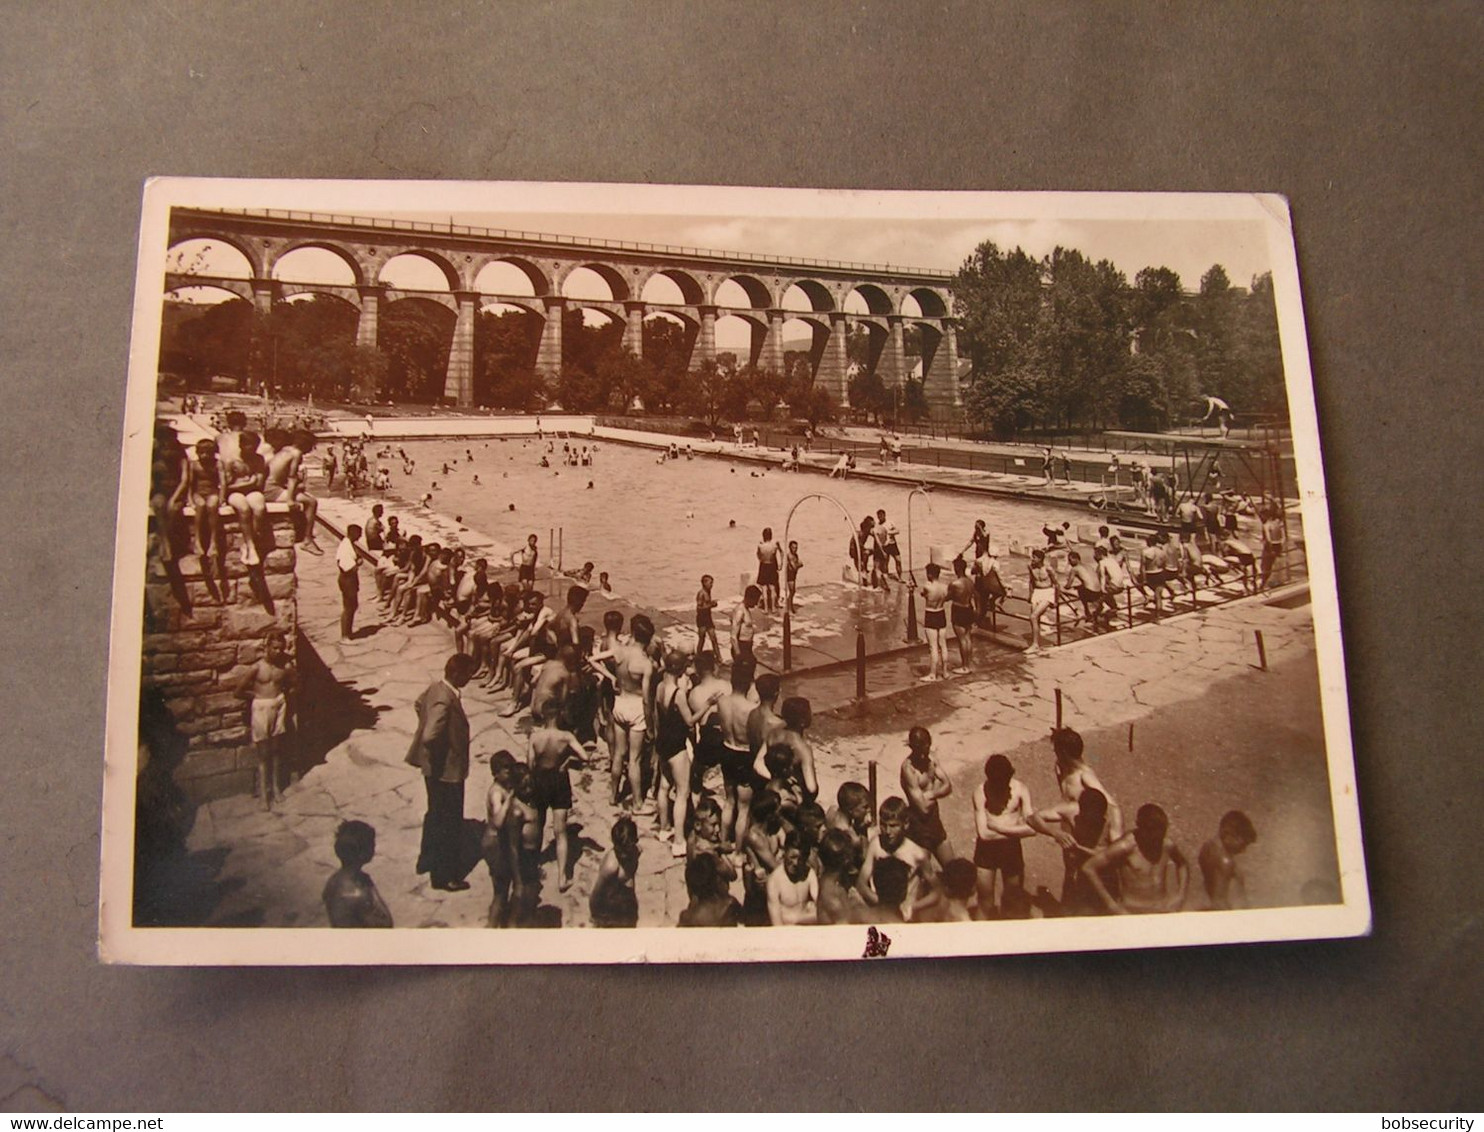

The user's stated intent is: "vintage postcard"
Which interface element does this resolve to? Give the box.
[99,179,1367,964]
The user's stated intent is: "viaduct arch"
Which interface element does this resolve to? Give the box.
[165,207,963,416]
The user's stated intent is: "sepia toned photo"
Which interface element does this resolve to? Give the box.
[99,180,1367,964]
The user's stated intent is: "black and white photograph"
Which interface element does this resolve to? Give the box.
[100,180,1366,964]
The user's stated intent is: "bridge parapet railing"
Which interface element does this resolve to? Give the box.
[184,208,951,279]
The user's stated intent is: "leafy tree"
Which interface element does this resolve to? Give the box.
[379,299,453,403]
[964,358,1046,438]
[847,367,891,424]
[1233,272,1285,417]
[951,242,1045,379]
[902,377,931,423]
[159,297,255,385]
[740,364,789,420]
[474,308,541,406]
[640,317,692,413]
[801,384,837,426]
[597,349,650,413]
[686,358,733,428]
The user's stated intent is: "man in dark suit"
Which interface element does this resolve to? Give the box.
[407,653,478,891]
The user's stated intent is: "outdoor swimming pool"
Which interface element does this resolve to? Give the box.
[372,435,1090,615]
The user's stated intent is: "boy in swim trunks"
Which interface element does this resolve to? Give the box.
[1026,549,1058,652]
[972,754,1036,917]
[222,429,270,566]
[784,541,802,613]
[695,574,720,658]
[529,697,587,893]
[1066,550,1106,630]
[1199,809,1257,910]
[947,556,976,673]
[755,528,782,613]
[263,429,324,555]
[185,437,227,589]
[481,751,519,927]
[609,614,656,814]
[900,726,956,866]
[730,585,762,665]
[716,657,761,849]
[237,631,294,810]
[919,562,949,680]
[513,532,539,589]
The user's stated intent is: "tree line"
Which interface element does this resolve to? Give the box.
[952,242,1286,437]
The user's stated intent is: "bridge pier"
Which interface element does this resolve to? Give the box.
[764,309,785,375]
[923,321,962,419]
[356,284,381,350]
[818,312,851,408]
[624,301,645,358]
[695,305,717,369]
[537,296,565,383]
[444,291,476,406]
[885,314,908,389]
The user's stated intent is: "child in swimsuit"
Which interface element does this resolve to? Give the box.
[919,562,949,681]
[1027,549,1058,652]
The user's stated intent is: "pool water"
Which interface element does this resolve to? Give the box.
[368,436,1089,614]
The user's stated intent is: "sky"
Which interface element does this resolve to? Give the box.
[165,208,1276,348]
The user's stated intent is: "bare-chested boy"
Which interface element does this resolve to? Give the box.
[919,563,949,679]
[590,816,641,928]
[686,796,737,886]
[756,527,782,613]
[695,574,721,658]
[529,697,586,892]
[815,828,863,924]
[322,820,393,928]
[1199,809,1257,910]
[746,672,785,781]
[222,428,270,565]
[607,614,656,813]
[185,437,227,587]
[1046,726,1123,840]
[826,781,875,854]
[507,766,543,926]
[947,557,976,673]
[717,657,761,850]
[677,853,742,927]
[1082,803,1190,914]
[741,791,786,925]
[730,585,762,665]
[481,751,519,927]
[236,632,294,809]
[767,829,818,925]
[768,697,818,803]
[857,796,940,920]
[263,429,324,555]
[972,754,1035,917]
[863,857,910,925]
[900,725,956,866]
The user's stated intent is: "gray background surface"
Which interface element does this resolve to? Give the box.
[2,1,1480,1111]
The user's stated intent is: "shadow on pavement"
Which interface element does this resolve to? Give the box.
[290,628,382,782]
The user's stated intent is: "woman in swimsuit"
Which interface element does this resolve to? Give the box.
[1026,549,1058,652]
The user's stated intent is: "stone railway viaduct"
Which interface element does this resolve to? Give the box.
[165,208,964,416]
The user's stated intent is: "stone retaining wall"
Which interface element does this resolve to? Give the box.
[141,504,299,801]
